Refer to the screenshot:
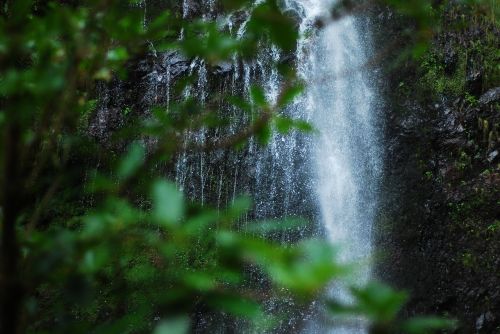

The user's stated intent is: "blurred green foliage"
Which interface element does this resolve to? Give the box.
[0,0,460,333]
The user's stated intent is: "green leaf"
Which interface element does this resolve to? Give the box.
[278,83,304,107]
[226,196,252,219]
[209,295,263,319]
[350,282,408,322]
[107,47,129,62]
[154,317,190,334]
[125,263,156,283]
[81,248,110,274]
[402,317,458,334]
[250,85,267,107]
[294,120,314,132]
[86,172,118,193]
[274,116,294,134]
[183,271,216,291]
[216,231,239,248]
[247,0,299,52]
[228,95,252,113]
[183,210,218,235]
[118,143,145,180]
[274,116,314,135]
[256,124,272,145]
[265,240,347,295]
[94,67,112,81]
[152,180,185,226]
[245,217,307,234]
[94,309,149,334]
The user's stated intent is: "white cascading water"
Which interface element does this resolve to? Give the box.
[294,0,382,332]
[307,0,381,283]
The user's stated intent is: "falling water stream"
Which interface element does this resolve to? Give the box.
[294,0,382,332]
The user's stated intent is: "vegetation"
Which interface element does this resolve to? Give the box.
[406,0,499,98]
[0,0,485,333]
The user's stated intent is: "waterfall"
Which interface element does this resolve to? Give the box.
[293,0,382,332]
[305,0,381,280]
[136,0,382,331]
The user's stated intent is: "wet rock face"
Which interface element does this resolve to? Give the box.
[479,87,500,105]
[476,312,496,332]
[443,41,458,75]
[375,5,500,333]
[90,47,243,137]
[466,69,483,97]
[379,90,500,333]
[180,0,207,19]
[160,52,191,78]
[388,78,500,333]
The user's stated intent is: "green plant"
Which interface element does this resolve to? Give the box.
[456,150,471,172]
[465,92,478,106]
[418,50,466,97]
[486,220,500,233]
[461,251,475,268]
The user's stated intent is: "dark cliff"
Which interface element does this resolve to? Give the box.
[376,3,499,333]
